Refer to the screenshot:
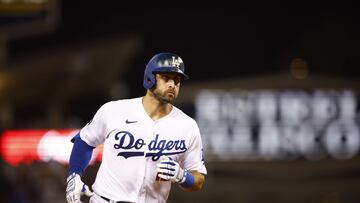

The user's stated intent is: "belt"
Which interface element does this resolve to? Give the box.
[100,195,130,203]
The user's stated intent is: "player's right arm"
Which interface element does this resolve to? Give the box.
[66,133,95,203]
[66,103,110,203]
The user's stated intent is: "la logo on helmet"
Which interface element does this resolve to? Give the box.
[157,56,182,69]
[171,56,182,68]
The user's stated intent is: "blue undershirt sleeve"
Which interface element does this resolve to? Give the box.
[69,133,95,176]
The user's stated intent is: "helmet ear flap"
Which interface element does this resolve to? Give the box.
[143,70,156,89]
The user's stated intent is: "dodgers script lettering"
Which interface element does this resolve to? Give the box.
[113,130,187,161]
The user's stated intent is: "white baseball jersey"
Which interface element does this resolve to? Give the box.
[79,97,207,203]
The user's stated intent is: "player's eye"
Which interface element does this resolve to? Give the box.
[173,77,181,85]
[162,75,169,81]
[158,74,180,85]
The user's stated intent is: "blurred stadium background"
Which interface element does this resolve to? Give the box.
[1,1,360,203]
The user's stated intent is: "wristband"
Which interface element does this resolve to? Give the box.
[179,170,195,188]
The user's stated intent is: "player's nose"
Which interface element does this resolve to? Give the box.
[167,79,176,88]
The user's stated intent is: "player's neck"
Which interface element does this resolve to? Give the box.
[142,93,173,121]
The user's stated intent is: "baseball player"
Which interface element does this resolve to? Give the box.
[66,52,207,203]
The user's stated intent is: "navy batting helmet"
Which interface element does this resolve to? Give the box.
[143,52,189,89]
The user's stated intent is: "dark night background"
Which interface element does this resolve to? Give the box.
[7,2,360,98]
[2,1,360,145]
[3,1,359,127]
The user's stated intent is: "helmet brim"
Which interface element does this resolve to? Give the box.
[153,67,189,80]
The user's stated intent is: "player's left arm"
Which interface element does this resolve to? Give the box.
[180,170,205,192]
[156,156,205,192]
[156,120,207,191]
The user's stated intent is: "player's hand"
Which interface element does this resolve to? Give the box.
[156,156,186,183]
[66,172,94,203]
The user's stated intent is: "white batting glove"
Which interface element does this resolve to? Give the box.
[66,172,93,203]
[156,156,187,183]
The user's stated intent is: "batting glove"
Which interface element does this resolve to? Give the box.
[66,172,93,203]
[156,156,187,183]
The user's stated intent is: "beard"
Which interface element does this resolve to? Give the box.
[151,88,177,104]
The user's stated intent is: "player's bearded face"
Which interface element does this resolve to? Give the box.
[152,73,181,104]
